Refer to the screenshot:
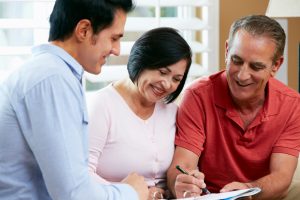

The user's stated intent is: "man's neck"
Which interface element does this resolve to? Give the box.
[233,95,265,129]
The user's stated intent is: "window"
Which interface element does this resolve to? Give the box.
[0,0,53,80]
[0,0,219,91]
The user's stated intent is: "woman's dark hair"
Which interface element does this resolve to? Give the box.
[48,0,134,41]
[127,27,192,103]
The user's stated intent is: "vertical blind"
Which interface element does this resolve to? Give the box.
[0,0,219,91]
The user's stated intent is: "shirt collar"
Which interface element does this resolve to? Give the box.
[263,78,280,116]
[214,71,233,110]
[32,44,84,82]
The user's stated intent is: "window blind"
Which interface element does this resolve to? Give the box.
[0,0,219,91]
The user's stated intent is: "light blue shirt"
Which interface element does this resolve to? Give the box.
[0,44,138,200]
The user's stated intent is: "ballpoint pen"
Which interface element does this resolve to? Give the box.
[176,165,211,194]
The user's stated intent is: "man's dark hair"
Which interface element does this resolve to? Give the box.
[127,27,192,103]
[48,0,134,41]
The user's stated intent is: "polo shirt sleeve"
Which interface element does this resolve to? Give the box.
[273,98,300,157]
[175,88,206,156]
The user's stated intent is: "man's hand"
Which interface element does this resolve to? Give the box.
[122,173,149,200]
[167,147,202,198]
[220,154,298,200]
[174,169,207,198]
[220,182,253,200]
[148,186,165,200]
[220,181,252,192]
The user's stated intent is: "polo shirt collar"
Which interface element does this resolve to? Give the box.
[214,71,234,112]
[263,78,280,116]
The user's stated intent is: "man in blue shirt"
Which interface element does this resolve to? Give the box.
[0,0,148,199]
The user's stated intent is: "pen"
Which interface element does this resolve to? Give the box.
[176,165,211,194]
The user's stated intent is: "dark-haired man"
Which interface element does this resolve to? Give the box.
[0,0,148,199]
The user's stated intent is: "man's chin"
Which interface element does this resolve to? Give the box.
[94,65,103,74]
[96,68,102,74]
[233,94,252,102]
[87,68,102,75]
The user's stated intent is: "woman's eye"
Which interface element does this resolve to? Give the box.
[159,70,167,75]
[173,78,181,82]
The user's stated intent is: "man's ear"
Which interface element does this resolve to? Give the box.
[270,56,284,77]
[74,19,92,42]
[225,40,229,63]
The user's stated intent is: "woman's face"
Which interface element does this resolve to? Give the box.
[136,59,187,103]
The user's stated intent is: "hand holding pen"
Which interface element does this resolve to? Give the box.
[176,165,210,197]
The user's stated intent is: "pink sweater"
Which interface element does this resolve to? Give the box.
[87,84,177,187]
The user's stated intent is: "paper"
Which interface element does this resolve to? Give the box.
[173,187,261,200]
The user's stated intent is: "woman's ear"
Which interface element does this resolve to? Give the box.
[74,19,92,42]
[270,56,284,77]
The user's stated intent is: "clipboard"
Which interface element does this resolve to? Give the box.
[170,187,261,200]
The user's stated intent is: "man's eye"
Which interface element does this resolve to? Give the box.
[231,57,243,65]
[250,64,264,71]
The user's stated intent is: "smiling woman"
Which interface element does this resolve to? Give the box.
[87,27,192,200]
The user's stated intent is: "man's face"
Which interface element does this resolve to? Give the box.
[80,9,126,74]
[225,29,281,103]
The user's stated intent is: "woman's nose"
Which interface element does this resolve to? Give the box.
[162,77,172,90]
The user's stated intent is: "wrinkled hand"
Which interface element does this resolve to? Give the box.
[148,186,165,200]
[174,169,207,198]
[221,181,253,200]
[122,172,149,200]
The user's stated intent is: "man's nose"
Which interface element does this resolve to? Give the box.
[110,42,120,56]
[237,64,251,81]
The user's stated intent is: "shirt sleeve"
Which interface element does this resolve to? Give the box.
[175,88,206,156]
[86,91,112,184]
[273,97,300,157]
[15,75,138,200]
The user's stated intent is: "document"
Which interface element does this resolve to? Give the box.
[173,187,261,200]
